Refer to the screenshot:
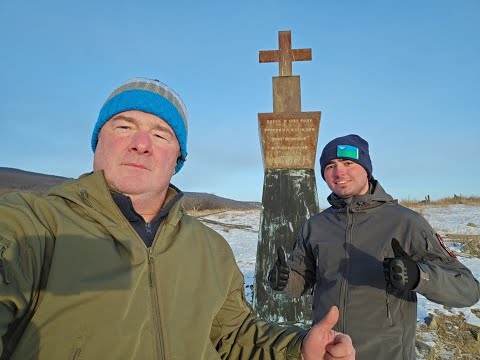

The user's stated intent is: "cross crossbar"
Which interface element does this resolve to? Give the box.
[259,31,312,76]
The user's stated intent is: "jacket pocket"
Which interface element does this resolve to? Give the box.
[421,230,450,262]
[382,248,394,327]
[385,291,394,327]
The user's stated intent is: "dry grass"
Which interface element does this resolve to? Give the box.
[187,195,480,216]
[184,196,480,217]
[417,310,480,359]
[400,195,480,209]
[186,208,229,217]
[187,208,261,218]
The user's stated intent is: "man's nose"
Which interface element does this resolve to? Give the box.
[129,131,152,154]
[333,164,346,176]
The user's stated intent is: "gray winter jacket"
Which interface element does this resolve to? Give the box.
[283,181,480,360]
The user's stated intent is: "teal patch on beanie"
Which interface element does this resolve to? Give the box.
[91,78,188,173]
[336,145,359,160]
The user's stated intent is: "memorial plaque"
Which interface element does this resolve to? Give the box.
[253,30,320,324]
[258,112,320,169]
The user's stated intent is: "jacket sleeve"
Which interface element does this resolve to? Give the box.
[210,265,307,359]
[283,221,317,298]
[0,194,46,356]
[410,215,480,307]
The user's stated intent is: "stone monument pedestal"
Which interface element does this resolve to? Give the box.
[253,169,317,323]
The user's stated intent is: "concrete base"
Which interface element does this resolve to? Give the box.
[252,168,318,324]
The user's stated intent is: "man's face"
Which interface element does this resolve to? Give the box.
[324,159,369,198]
[93,110,180,197]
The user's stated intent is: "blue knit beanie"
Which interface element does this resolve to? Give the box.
[91,78,188,173]
[319,134,373,179]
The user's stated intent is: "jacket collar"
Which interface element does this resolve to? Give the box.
[112,185,184,223]
[48,171,185,228]
[327,180,395,211]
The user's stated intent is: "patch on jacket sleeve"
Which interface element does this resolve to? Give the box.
[435,232,456,258]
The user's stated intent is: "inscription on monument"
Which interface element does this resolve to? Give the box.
[259,112,320,169]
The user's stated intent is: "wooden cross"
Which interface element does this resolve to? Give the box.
[259,30,312,76]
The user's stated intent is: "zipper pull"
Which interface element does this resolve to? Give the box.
[80,189,93,208]
[145,222,152,237]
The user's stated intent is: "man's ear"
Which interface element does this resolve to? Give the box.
[173,152,182,175]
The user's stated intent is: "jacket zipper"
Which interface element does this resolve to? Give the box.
[148,247,165,360]
[0,244,11,284]
[120,201,165,359]
[83,186,170,358]
[145,222,153,245]
[340,207,353,332]
[107,186,167,359]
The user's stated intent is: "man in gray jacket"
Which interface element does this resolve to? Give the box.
[268,134,480,360]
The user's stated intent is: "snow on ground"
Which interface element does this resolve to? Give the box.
[202,205,480,328]
[202,210,260,302]
[422,204,480,237]
[419,205,480,327]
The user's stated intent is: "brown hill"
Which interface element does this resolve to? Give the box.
[0,167,260,211]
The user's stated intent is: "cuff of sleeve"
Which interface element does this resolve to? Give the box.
[413,262,430,292]
[286,331,308,359]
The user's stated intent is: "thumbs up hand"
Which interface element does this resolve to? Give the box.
[383,238,420,291]
[268,247,290,291]
[302,306,355,360]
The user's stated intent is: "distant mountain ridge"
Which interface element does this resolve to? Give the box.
[0,167,260,211]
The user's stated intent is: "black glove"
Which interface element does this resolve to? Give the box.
[268,247,290,291]
[383,238,420,291]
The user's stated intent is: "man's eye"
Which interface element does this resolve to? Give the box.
[153,133,169,141]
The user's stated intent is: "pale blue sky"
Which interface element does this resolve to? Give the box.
[1,0,479,207]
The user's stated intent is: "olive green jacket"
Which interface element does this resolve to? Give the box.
[0,171,305,359]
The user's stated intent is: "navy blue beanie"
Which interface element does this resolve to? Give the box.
[319,134,373,179]
[91,78,188,173]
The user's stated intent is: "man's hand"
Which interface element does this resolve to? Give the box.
[302,306,355,360]
[268,247,290,291]
[383,238,420,291]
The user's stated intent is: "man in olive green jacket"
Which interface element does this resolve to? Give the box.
[0,78,355,359]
